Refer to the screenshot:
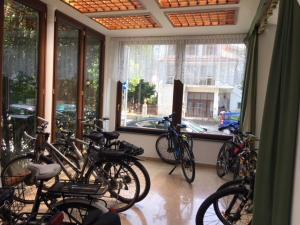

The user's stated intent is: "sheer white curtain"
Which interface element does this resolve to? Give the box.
[182,44,247,86]
[109,34,246,83]
[119,43,176,84]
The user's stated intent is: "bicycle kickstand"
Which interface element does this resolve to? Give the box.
[169,165,177,175]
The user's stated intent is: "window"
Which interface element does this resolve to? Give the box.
[115,39,246,138]
[120,44,175,130]
[0,0,46,165]
[181,44,246,135]
[53,12,105,139]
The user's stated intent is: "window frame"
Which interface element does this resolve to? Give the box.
[115,42,246,141]
[0,0,47,142]
[52,11,105,141]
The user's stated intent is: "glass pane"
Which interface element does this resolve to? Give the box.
[55,23,79,133]
[2,0,39,164]
[121,44,175,130]
[83,35,100,133]
[181,44,246,134]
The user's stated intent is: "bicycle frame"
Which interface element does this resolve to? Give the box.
[27,131,92,181]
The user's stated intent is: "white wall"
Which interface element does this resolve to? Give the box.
[119,132,222,165]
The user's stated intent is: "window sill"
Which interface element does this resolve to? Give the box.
[116,127,232,142]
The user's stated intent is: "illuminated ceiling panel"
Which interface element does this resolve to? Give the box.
[166,10,237,27]
[61,0,144,13]
[93,15,160,30]
[157,0,240,8]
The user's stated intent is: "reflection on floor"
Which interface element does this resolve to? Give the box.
[120,160,224,225]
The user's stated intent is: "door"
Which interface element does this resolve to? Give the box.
[0,0,46,166]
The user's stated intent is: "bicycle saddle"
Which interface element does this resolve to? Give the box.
[84,132,104,143]
[102,131,120,141]
[27,163,61,181]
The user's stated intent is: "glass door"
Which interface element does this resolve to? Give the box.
[54,23,79,133]
[83,34,101,133]
[1,0,41,164]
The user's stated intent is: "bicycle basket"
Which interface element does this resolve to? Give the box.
[1,178,27,213]
[0,187,14,207]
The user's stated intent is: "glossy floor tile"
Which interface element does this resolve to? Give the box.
[119,160,225,225]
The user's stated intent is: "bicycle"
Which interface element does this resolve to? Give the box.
[195,173,254,225]
[216,124,258,179]
[55,118,151,203]
[2,117,140,212]
[1,163,112,225]
[155,113,195,183]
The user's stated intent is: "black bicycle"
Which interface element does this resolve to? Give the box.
[1,163,114,225]
[195,173,254,225]
[56,118,151,203]
[155,113,195,183]
[2,117,140,212]
[216,124,257,179]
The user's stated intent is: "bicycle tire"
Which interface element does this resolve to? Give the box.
[129,160,151,202]
[155,133,176,165]
[85,161,140,212]
[195,187,252,225]
[216,142,234,178]
[181,141,195,183]
[217,179,244,191]
[1,153,56,204]
[53,199,107,225]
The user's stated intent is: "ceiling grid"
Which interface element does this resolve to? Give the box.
[55,0,260,36]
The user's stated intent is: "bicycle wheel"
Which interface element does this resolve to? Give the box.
[217,179,244,191]
[155,133,176,165]
[54,199,106,225]
[129,160,151,202]
[216,142,233,178]
[85,161,140,212]
[195,187,252,225]
[180,141,195,183]
[1,153,56,204]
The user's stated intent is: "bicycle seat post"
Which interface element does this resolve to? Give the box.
[30,179,44,219]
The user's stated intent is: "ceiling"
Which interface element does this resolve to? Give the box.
[41,0,261,37]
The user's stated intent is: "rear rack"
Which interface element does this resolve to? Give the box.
[118,141,144,156]
[48,180,107,198]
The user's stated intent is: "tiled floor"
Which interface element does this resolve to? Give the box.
[119,160,225,225]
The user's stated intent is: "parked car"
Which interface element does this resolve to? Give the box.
[219,111,240,130]
[9,104,35,120]
[125,117,207,133]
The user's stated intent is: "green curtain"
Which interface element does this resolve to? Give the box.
[253,1,300,225]
[240,28,258,133]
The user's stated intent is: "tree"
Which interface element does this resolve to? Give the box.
[127,76,157,113]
